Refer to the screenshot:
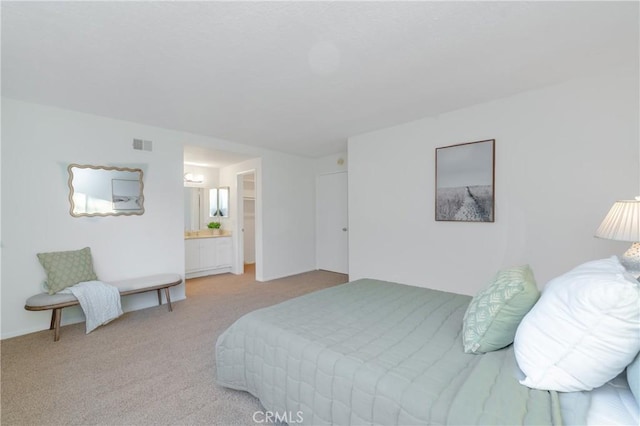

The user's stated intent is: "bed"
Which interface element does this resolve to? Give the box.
[216,259,639,425]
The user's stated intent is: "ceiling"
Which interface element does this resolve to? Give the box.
[2,1,638,158]
[183,145,255,169]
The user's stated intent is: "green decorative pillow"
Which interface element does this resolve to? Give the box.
[462,265,540,354]
[37,247,98,294]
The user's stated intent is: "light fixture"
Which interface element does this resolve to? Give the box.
[595,198,640,276]
[184,173,204,184]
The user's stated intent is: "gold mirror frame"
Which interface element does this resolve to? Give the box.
[68,164,145,217]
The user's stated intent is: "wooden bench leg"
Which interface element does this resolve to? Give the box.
[164,287,173,312]
[156,288,173,311]
[52,308,62,342]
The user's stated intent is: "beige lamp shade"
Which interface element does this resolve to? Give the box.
[595,199,640,277]
[595,200,640,242]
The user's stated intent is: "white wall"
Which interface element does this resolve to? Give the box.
[260,153,317,280]
[315,152,348,175]
[348,66,639,295]
[2,98,319,338]
[219,153,317,282]
[1,98,185,338]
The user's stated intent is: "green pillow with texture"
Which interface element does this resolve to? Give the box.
[462,265,540,354]
[37,247,98,294]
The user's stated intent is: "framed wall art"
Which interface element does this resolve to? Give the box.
[435,139,495,222]
[112,178,143,211]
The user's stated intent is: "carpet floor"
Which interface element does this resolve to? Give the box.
[1,266,348,425]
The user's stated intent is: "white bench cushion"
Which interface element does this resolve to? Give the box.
[26,292,77,307]
[111,273,181,292]
[26,273,182,308]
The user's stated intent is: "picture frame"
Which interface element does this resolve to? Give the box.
[112,178,142,211]
[435,139,495,222]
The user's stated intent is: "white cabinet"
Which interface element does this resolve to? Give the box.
[185,239,200,272]
[185,236,233,278]
[216,237,233,267]
[199,239,218,270]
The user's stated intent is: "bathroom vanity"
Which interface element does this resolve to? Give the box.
[184,233,233,278]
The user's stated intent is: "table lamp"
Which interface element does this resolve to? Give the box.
[595,199,640,276]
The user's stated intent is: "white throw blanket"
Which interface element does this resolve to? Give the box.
[61,281,123,334]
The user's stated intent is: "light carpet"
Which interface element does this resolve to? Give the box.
[1,266,348,425]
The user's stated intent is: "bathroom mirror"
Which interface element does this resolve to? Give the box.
[218,187,229,217]
[185,187,202,231]
[209,188,218,217]
[68,164,144,217]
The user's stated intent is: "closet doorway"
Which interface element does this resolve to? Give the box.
[237,170,257,276]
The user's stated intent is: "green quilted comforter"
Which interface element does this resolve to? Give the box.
[216,279,562,425]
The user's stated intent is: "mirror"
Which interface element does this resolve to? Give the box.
[68,164,144,217]
[209,186,230,218]
[185,187,201,231]
[209,188,218,218]
[219,187,229,217]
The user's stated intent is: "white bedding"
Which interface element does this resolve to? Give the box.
[560,373,639,426]
[588,374,639,426]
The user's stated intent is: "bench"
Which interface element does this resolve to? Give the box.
[25,273,183,342]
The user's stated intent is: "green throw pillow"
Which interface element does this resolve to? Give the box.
[462,265,540,354]
[37,247,98,294]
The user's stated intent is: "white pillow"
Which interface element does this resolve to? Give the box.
[514,256,640,392]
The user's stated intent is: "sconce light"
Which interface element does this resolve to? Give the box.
[184,173,204,184]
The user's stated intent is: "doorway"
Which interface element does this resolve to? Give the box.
[242,173,256,267]
[183,145,261,280]
[236,170,258,277]
[316,171,349,274]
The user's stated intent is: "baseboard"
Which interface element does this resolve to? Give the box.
[185,267,232,279]
[2,294,187,341]
[259,268,317,283]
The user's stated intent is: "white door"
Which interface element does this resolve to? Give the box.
[316,172,348,274]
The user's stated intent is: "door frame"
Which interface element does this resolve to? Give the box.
[235,169,261,279]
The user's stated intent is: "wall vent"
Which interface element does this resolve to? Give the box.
[133,138,153,151]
